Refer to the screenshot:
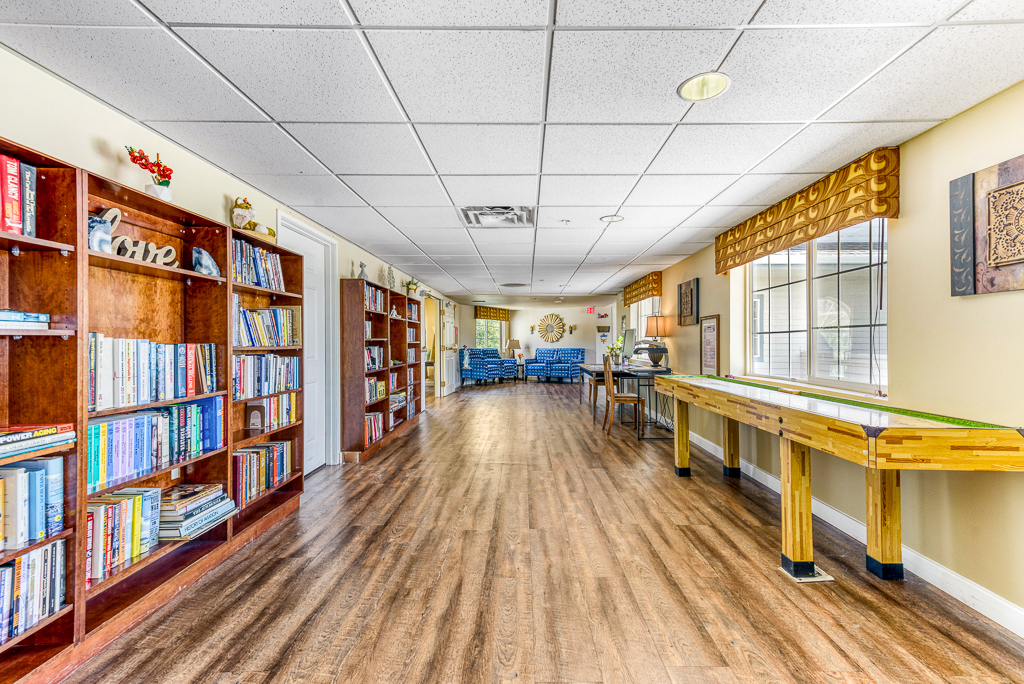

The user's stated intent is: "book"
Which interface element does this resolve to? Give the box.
[0,424,74,446]
[19,163,36,238]
[159,483,222,512]
[185,343,196,396]
[96,334,114,411]
[0,321,47,330]
[0,468,29,549]
[0,155,21,234]
[0,310,49,323]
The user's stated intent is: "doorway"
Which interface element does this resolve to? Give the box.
[424,297,438,396]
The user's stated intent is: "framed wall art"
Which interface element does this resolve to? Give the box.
[678,278,699,325]
[700,314,720,376]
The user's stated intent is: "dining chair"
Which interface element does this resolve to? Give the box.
[603,354,644,436]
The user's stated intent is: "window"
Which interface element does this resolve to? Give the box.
[475,318,502,349]
[630,296,660,359]
[749,219,887,391]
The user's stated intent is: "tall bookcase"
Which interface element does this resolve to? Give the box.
[340,279,424,462]
[0,136,304,683]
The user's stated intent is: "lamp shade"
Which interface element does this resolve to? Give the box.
[506,339,521,350]
[645,316,669,338]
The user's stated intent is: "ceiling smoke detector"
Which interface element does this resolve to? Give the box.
[459,206,535,228]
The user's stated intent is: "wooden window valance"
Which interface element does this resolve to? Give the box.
[623,271,662,306]
[475,306,510,322]
[714,147,900,275]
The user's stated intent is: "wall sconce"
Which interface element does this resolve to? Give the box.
[530,325,535,334]
[568,325,576,335]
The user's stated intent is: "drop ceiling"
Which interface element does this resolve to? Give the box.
[2,0,1023,297]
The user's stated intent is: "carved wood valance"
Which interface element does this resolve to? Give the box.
[623,271,662,306]
[474,306,510,322]
[713,147,900,274]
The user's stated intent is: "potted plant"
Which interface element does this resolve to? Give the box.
[606,335,624,364]
[405,278,420,297]
[126,146,173,201]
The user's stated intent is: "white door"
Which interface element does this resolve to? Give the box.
[277,212,337,473]
[440,302,459,397]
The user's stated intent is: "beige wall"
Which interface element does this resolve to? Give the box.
[510,305,610,363]
[0,47,431,293]
[658,79,1024,609]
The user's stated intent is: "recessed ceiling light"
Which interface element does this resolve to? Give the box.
[677,72,730,102]
[600,215,624,223]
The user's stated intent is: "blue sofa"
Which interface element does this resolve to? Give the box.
[525,348,585,382]
[460,348,516,385]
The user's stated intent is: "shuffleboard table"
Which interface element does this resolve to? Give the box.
[654,375,1024,580]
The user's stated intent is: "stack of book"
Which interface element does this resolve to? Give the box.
[0,424,75,463]
[86,396,227,493]
[364,320,372,339]
[233,295,301,348]
[0,539,65,643]
[0,309,49,331]
[232,353,300,400]
[85,487,160,583]
[389,391,407,412]
[0,452,66,549]
[365,345,384,371]
[407,348,416,364]
[232,239,285,291]
[407,367,415,386]
[408,402,417,419]
[364,284,385,312]
[365,412,383,446]
[233,441,293,507]
[158,484,236,541]
[88,334,218,412]
[389,371,398,391]
[407,301,419,322]
[365,378,386,403]
[244,392,297,431]
[406,328,416,343]
[0,154,37,237]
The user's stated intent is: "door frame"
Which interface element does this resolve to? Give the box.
[277,210,341,467]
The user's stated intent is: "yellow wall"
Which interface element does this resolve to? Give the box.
[0,47,430,293]
[660,79,1024,608]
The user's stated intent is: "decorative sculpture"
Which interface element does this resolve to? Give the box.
[192,247,221,276]
[231,197,277,242]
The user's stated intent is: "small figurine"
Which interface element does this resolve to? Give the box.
[387,265,396,290]
[358,262,369,279]
[232,197,277,240]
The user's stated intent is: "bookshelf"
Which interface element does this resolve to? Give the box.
[0,136,305,682]
[340,279,424,462]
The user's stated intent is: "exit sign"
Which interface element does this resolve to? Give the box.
[586,307,595,314]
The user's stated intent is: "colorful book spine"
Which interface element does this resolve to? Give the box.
[0,155,22,234]
[19,163,36,238]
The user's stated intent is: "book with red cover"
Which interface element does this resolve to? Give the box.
[0,155,22,234]
[185,343,196,396]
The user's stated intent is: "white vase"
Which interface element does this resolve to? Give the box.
[145,184,172,202]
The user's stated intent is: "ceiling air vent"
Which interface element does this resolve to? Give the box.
[500,283,528,288]
[459,206,534,228]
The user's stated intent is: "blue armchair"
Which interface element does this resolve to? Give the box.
[460,348,500,385]
[524,348,558,381]
[481,348,518,381]
[549,348,585,382]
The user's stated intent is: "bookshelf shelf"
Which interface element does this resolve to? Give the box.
[84,539,188,600]
[88,250,227,284]
[233,346,302,353]
[0,528,75,567]
[87,390,229,419]
[0,328,76,337]
[239,470,301,512]
[86,448,229,498]
[232,420,303,450]
[232,489,301,537]
[0,231,76,253]
[0,644,74,684]
[366,397,386,407]
[0,441,77,469]
[232,387,303,404]
[231,281,302,299]
[0,605,75,657]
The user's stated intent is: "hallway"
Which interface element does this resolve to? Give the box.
[68,382,1024,683]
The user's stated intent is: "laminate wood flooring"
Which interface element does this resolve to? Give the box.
[66,381,1024,683]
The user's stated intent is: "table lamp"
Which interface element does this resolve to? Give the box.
[506,338,521,359]
[641,316,669,367]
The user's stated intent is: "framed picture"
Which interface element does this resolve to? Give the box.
[678,278,699,326]
[700,314,720,376]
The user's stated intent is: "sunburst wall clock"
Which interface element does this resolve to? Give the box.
[538,313,565,343]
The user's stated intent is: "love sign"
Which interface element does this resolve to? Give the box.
[111,235,180,269]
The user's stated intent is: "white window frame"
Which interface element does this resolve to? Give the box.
[746,219,888,395]
[630,296,659,361]
[475,318,504,349]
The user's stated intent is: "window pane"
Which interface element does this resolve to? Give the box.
[751,293,767,335]
[790,243,807,282]
[840,268,871,326]
[870,264,887,324]
[769,285,789,331]
[843,328,872,384]
[790,332,808,379]
[770,250,789,287]
[752,334,769,375]
[475,320,486,348]
[872,219,887,264]
[790,280,807,331]
[872,326,888,385]
[769,333,789,377]
[751,257,770,291]
[814,274,840,328]
[840,221,871,271]
[815,327,842,380]
[815,231,839,277]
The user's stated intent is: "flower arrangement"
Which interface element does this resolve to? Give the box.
[126,147,173,186]
[405,278,420,290]
[606,335,625,356]
[517,353,523,360]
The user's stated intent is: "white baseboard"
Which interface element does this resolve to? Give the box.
[688,431,1024,639]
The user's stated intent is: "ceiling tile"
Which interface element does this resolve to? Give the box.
[953,0,1024,21]
[680,205,763,229]
[752,0,963,24]
[176,30,399,122]
[824,25,1024,122]
[539,176,636,205]
[483,256,534,265]
[368,241,423,256]
[615,207,697,229]
[350,0,547,26]
[648,235,713,254]
[376,206,463,228]
[417,125,541,174]
[584,255,636,265]
[547,31,733,122]
[753,121,938,174]
[535,242,593,255]
[419,243,479,255]
[145,0,352,24]
[387,256,437,266]
[588,242,643,257]
[469,228,535,243]
[432,255,485,265]
[597,226,672,243]
[442,176,537,205]
[477,243,535,255]
[341,176,451,206]
[542,125,672,174]
[150,122,322,174]
[284,124,431,174]
[292,206,395,235]
[367,30,546,122]
[556,0,759,26]
[709,173,820,206]
[0,27,265,121]
[534,255,586,264]
[0,0,152,24]
[648,125,800,174]
[536,207,618,228]
[685,28,922,122]
[239,174,365,207]
[625,175,736,205]
[662,225,723,243]
[535,226,604,242]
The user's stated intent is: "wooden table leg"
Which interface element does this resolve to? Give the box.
[723,417,741,478]
[674,397,690,477]
[866,468,903,580]
[780,437,814,578]
[592,377,599,420]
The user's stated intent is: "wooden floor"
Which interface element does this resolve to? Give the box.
[66,381,1024,683]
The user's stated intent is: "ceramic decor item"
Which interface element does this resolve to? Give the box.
[231,197,277,243]
[358,262,369,279]
[193,247,221,276]
[88,216,112,253]
[126,146,173,201]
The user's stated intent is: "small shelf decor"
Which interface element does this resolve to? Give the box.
[125,146,173,201]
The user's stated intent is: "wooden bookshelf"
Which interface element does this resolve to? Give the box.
[340,280,424,463]
[0,136,305,682]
